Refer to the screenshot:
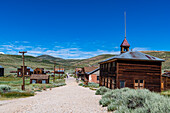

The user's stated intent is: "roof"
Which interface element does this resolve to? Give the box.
[162,72,170,78]
[55,68,64,72]
[84,67,99,73]
[87,67,100,75]
[99,51,165,63]
[27,67,33,72]
[0,65,3,68]
[30,74,49,79]
[120,38,130,47]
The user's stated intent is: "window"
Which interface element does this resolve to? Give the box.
[120,81,125,88]
[32,80,36,84]
[42,80,46,84]
[97,76,99,80]
[134,80,144,89]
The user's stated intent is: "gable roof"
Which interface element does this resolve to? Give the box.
[99,51,165,64]
[120,38,130,47]
[87,67,100,75]
[84,67,98,73]
[30,74,49,79]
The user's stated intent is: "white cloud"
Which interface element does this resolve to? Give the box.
[133,47,149,51]
[0,52,4,54]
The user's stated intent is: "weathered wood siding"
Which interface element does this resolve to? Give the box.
[117,60,162,92]
[162,76,170,90]
[99,62,116,89]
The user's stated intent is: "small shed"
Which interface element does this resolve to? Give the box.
[0,65,4,77]
[33,68,45,74]
[162,72,170,91]
[30,74,50,84]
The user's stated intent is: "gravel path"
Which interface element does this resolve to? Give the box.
[0,77,107,113]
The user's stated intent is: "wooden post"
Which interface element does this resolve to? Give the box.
[19,51,27,90]
[54,63,56,82]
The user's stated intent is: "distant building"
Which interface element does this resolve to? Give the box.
[99,38,165,92]
[17,66,33,77]
[0,65,4,77]
[76,67,99,85]
[30,74,50,84]
[162,71,170,91]
[33,68,45,74]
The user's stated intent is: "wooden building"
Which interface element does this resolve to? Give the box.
[162,72,170,91]
[99,38,165,92]
[76,67,99,85]
[0,65,4,77]
[33,68,45,74]
[30,74,50,84]
[17,66,33,77]
[75,68,83,78]
[88,67,100,84]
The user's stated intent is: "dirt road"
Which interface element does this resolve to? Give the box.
[0,77,107,113]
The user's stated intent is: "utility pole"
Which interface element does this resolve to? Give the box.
[53,62,56,82]
[19,51,27,90]
[59,65,60,79]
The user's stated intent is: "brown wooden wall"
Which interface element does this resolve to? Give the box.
[30,79,49,84]
[117,60,162,92]
[162,76,170,91]
[33,68,45,74]
[99,60,162,92]
[17,66,32,77]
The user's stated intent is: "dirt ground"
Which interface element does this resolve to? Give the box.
[0,77,107,113]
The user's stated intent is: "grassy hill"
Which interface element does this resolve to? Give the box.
[0,51,170,76]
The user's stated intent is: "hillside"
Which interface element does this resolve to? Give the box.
[0,51,170,75]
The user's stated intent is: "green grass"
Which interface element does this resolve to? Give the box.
[161,90,170,97]
[0,76,66,100]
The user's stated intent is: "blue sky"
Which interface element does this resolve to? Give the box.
[0,0,169,59]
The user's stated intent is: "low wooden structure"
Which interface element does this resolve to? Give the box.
[33,68,45,74]
[17,66,33,77]
[162,72,170,91]
[30,74,50,84]
[0,65,4,77]
[99,38,165,92]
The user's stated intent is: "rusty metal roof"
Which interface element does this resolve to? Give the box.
[120,38,130,47]
[99,51,165,63]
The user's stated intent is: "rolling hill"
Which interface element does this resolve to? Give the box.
[0,51,169,76]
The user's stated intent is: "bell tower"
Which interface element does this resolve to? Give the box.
[120,12,130,54]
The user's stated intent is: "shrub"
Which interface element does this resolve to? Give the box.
[0,85,11,93]
[98,87,170,112]
[88,82,99,88]
[95,86,110,95]
[79,83,84,86]
[2,91,34,98]
[52,83,66,87]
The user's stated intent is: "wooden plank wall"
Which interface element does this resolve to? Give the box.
[117,60,162,92]
[162,76,170,90]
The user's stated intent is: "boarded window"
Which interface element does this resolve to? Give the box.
[120,81,125,88]
[134,80,144,89]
